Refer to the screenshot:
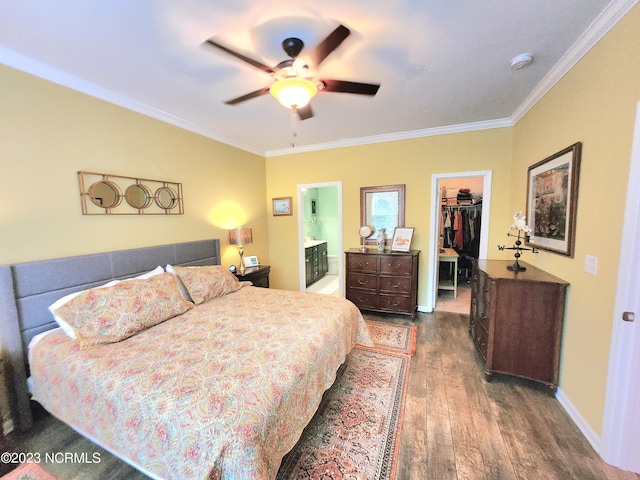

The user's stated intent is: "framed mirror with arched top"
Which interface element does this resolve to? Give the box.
[360,184,406,245]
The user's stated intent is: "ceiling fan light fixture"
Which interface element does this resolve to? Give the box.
[270,77,318,109]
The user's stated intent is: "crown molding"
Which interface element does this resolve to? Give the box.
[265,118,513,157]
[511,0,639,124]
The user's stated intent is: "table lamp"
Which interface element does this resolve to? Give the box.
[229,227,253,274]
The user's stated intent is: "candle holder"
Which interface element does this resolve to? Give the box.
[498,211,538,271]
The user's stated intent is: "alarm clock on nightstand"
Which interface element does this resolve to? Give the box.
[229,265,237,273]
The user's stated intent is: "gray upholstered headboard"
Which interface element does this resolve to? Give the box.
[0,238,221,431]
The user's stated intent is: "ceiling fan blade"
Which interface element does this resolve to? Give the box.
[205,39,274,74]
[310,25,350,67]
[321,79,380,96]
[224,86,271,105]
[297,105,313,120]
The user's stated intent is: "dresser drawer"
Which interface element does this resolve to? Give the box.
[348,255,377,273]
[472,268,491,303]
[474,297,490,331]
[378,293,413,313]
[348,272,377,290]
[347,289,378,309]
[379,255,412,275]
[471,296,489,328]
[378,275,411,294]
[470,320,488,361]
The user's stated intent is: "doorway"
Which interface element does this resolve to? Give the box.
[427,171,492,312]
[297,181,343,297]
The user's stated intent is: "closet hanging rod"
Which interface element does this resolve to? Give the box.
[442,204,482,210]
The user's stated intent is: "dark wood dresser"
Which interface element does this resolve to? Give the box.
[345,249,420,319]
[469,260,568,394]
[234,265,270,288]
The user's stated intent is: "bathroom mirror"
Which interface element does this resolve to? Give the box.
[89,181,122,209]
[360,184,405,245]
[125,184,152,209]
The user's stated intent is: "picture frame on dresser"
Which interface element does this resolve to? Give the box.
[243,255,259,267]
[391,227,414,252]
[526,142,581,257]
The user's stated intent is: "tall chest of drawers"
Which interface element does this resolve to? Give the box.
[469,260,568,394]
[345,249,420,319]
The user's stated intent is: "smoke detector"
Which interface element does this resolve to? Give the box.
[510,53,534,70]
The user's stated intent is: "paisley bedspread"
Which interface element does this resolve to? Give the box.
[29,286,372,479]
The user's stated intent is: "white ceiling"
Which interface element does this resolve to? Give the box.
[0,1,634,156]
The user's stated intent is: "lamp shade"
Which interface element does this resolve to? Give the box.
[229,227,253,246]
[270,78,318,109]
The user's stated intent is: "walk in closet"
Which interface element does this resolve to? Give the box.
[438,177,483,293]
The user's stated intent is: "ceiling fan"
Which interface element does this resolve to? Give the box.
[204,24,380,120]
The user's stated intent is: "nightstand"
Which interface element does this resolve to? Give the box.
[234,265,270,288]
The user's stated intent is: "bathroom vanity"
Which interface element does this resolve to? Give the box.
[305,240,328,287]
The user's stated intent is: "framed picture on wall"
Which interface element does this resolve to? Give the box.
[391,227,414,252]
[272,197,292,216]
[526,142,582,257]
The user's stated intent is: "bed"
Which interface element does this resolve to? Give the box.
[0,239,371,479]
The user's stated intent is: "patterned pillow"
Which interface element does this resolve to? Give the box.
[48,265,165,339]
[172,265,245,305]
[52,272,194,349]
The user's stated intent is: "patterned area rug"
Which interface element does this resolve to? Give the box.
[364,318,417,355]
[0,463,56,480]
[277,346,411,480]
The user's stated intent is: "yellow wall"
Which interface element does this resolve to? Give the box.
[0,64,269,267]
[265,128,515,297]
[511,5,640,434]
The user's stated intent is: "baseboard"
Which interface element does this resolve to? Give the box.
[556,387,602,454]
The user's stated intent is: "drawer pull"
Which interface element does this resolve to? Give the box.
[357,280,366,285]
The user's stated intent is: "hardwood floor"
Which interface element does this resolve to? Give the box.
[3,310,639,480]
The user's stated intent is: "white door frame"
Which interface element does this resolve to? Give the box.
[601,101,640,472]
[297,181,344,296]
[425,171,492,312]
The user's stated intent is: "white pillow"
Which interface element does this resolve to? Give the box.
[135,265,165,279]
[48,266,165,339]
[165,264,191,302]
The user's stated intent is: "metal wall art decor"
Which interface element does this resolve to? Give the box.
[78,171,184,215]
[526,143,581,257]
